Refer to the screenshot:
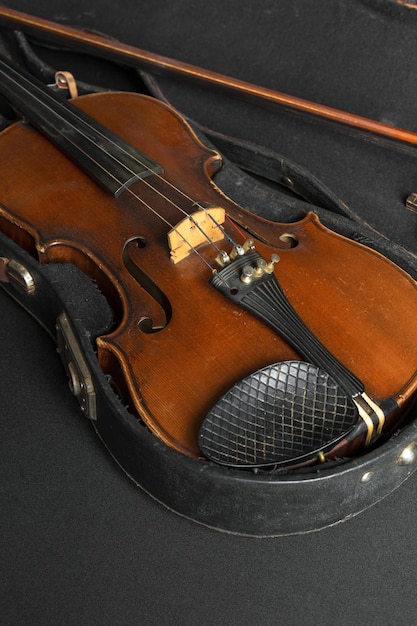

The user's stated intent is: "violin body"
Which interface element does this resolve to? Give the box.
[1,89,417,461]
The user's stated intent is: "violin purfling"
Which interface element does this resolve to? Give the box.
[1,54,417,467]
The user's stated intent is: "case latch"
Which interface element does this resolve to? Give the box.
[56,311,97,420]
[0,257,36,295]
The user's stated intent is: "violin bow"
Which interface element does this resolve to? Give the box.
[0,6,417,150]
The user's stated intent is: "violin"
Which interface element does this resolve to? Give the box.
[1,51,417,469]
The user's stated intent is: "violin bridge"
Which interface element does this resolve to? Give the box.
[168,207,226,263]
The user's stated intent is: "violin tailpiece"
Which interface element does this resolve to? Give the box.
[210,249,364,399]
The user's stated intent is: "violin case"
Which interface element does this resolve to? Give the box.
[2,0,417,543]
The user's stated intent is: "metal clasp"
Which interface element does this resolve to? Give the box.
[0,257,36,295]
[56,312,97,420]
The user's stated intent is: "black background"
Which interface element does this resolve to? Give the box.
[2,1,417,624]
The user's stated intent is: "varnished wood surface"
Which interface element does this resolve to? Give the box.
[2,91,417,456]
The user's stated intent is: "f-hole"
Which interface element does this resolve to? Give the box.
[279,233,298,248]
[122,236,172,333]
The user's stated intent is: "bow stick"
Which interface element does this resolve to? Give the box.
[0,6,417,150]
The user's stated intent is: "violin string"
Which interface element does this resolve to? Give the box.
[0,64,215,271]
[121,184,218,272]
[0,59,241,263]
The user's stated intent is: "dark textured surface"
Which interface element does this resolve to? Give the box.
[199,361,357,466]
[1,1,417,624]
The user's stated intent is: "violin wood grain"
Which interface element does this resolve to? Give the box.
[1,91,417,457]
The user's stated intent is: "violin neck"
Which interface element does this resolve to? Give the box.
[0,55,162,196]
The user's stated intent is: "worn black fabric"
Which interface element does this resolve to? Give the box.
[2,1,417,624]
